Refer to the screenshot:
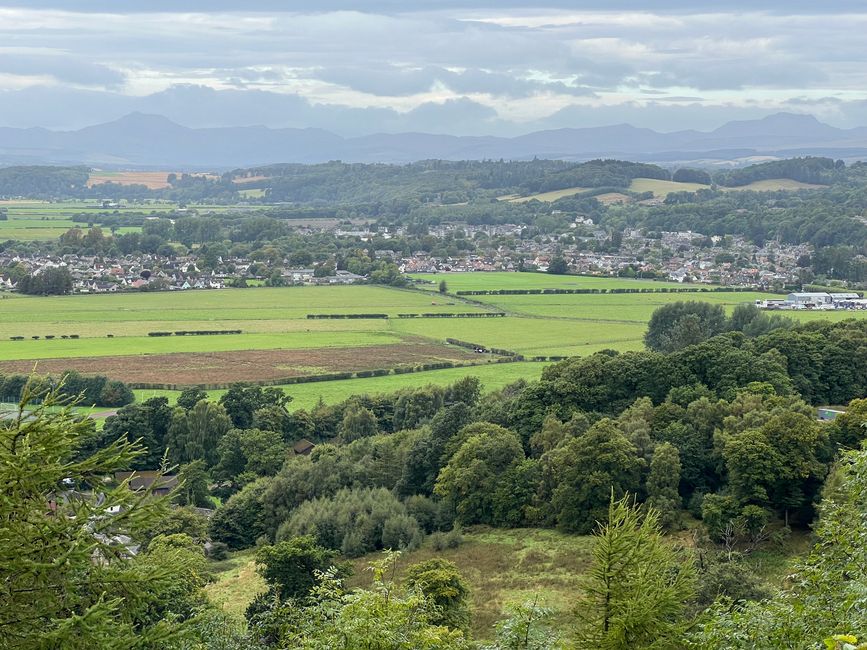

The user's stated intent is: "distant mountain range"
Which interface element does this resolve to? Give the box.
[2,112,867,169]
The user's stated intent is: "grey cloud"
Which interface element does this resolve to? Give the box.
[640,61,828,92]
[2,84,865,136]
[4,1,867,13]
[0,54,125,88]
[316,65,596,98]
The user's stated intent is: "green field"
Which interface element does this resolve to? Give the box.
[628,177,708,196]
[0,286,483,333]
[479,290,773,321]
[411,271,695,292]
[134,361,549,411]
[4,274,865,395]
[628,177,828,198]
[204,527,593,638]
[500,177,830,203]
[0,200,235,240]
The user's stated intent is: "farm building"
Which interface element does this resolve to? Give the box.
[785,292,832,307]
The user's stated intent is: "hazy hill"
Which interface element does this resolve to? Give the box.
[1,112,866,169]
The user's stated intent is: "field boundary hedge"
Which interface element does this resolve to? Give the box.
[445,338,522,359]
[455,287,758,296]
[148,330,243,337]
[307,314,388,319]
[307,313,505,319]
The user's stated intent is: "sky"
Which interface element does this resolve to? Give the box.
[0,1,866,136]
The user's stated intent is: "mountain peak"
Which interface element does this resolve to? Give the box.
[110,112,185,128]
[3,111,867,167]
[712,112,836,138]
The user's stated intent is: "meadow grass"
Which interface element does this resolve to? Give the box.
[0,199,237,240]
[205,528,593,638]
[205,550,266,619]
[347,527,593,640]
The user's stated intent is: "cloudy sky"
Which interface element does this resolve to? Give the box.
[1,0,866,135]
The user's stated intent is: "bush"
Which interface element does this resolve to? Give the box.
[275,487,423,557]
[207,541,229,561]
[98,380,135,407]
[429,527,463,551]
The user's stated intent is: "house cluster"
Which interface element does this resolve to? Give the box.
[0,253,228,293]
[393,217,812,290]
[757,292,866,310]
[0,250,367,294]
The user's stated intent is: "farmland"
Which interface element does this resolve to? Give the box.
[134,361,549,411]
[0,199,176,240]
[86,171,173,189]
[3,272,866,400]
[502,176,829,203]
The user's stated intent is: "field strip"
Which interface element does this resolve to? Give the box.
[0,340,481,386]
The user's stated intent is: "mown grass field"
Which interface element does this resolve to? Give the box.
[411,271,695,292]
[629,177,828,198]
[0,200,169,240]
[628,177,708,196]
[0,286,483,331]
[501,177,829,203]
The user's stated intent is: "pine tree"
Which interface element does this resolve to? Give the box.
[0,381,188,647]
[577,494,696,649]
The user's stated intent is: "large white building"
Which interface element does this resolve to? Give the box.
[785,292,832,307]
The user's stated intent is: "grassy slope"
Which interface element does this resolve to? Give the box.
[205,528,593,639]
[204,527,814,641]
[348,528,593,640]
[205,550,266,618]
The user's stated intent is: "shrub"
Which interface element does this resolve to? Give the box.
[98,380,135,407]
[207,541,229,561]
[429,527,463,551]
[275,487,423,557]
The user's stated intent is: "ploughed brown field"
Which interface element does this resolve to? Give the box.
[86,171,220,189]
[0,341,479,386]
[86,172,174,189]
